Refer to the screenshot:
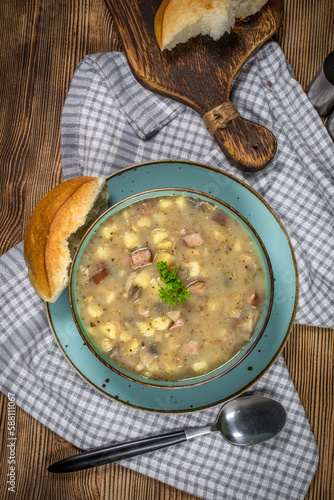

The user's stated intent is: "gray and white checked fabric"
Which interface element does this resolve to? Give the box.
[1,41,333,499]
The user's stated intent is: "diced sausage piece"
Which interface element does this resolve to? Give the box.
[125,358,137,369]
[139,202,149,214]
[92,267,108,284]
[181,340,199,355]
[212,210,229,226]
[169,318,184,330]
[130,248,152,268]
[183,232,204,247]
[187,281,205,295]
[237,311,259,340]
[246,291,261,308]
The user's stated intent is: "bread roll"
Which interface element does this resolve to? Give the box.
[155,0,268,51]
[24,176,109,303]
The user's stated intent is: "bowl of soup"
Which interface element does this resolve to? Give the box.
[69,188,274,388]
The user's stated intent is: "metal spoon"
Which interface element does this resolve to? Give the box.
[48,395,286,473]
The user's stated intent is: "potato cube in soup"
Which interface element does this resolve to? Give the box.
[152,229,168,244]
[101,224,118,238]
[94,245,112,259]
[152,316,172,330]
[137,216,151,227]
[134,269,152,289]
[101,226,112,239]
[193,360,208,372]
[175,195,186,208]
[159,198,172,208]
[146,362,159,374]
[188,261,201,277]
[86,304,103,318]
[127,338,140,354]
[157,240,173,250]
[104,290,116,304]
[233,239,242,252]
[120,330,132,342]
[137,321,155,336]
[153,212,165,224]
[84,294,93,304]
[100,322,117,338]
[155,251,173,267]
[164,364,179,375]
[123,232,139,248]
[147,278,160,297]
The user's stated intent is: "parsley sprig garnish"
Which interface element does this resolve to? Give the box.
[157,261,190,306]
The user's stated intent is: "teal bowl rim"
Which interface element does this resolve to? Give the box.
[69,187,274,389]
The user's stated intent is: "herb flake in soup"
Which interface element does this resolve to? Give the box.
[75,195,267,382]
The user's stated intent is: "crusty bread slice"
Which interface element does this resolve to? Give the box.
[155,0,268,51]
[24,176,109,303]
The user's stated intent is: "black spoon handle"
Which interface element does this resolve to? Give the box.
[48,430,187,473]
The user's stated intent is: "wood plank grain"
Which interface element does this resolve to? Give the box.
[283,326,334,500]
[276,0,334,89]
[0,0,120,256]
[276,3,334,497]
[0,1,333,500]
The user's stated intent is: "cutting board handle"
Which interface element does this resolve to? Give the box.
[202,101,276,171]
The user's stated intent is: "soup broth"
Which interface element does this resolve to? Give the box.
[75,194,267,382]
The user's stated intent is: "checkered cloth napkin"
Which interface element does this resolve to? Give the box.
[1,41,333,499]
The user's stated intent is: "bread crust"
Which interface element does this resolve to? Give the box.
[154,0,170,49]
[155,0,268,50]
[24,176,109,302]
[156,0,236,50]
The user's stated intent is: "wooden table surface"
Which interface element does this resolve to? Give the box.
[0,1,333,499]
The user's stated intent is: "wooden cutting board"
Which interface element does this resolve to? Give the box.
[105,0,282,172]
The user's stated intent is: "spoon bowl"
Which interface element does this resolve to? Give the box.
[48,395,286,473]
[214,395,287,446]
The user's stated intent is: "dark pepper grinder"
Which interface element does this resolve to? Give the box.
[306,51,334,116]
